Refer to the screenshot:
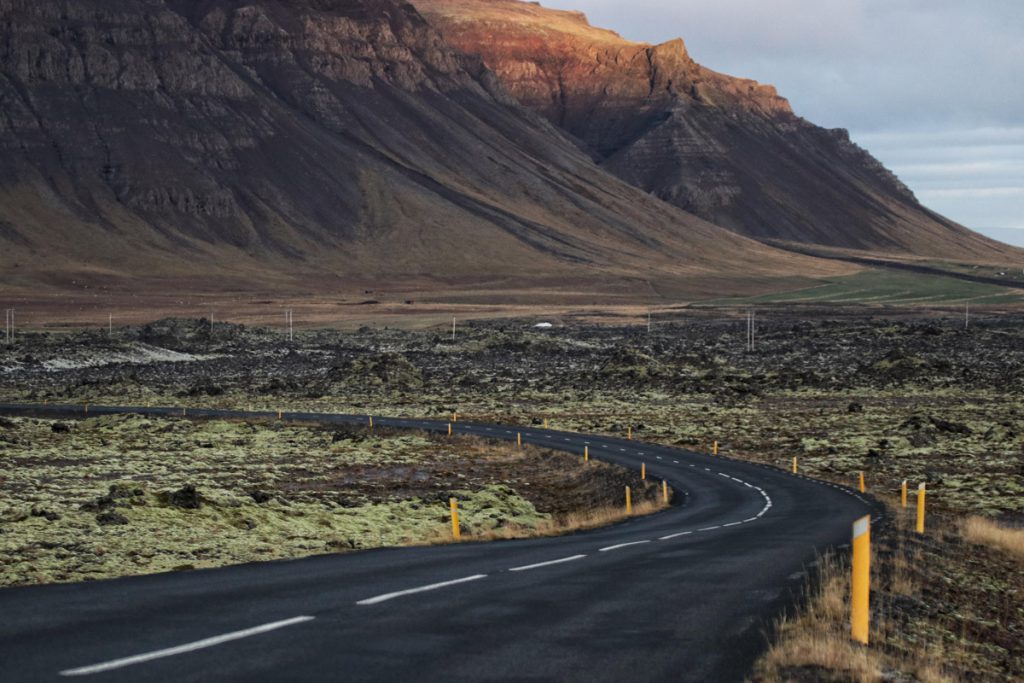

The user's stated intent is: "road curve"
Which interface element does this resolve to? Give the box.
[0,403,879,682]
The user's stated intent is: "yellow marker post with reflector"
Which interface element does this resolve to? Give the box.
[641,463,646,480]
[627,426,632,440]
[584,445,589,462]
[543,418,548,429]
[916,483,926,534]
[449,498,461,540]
[625,486,632,515]
[447,423,452,437]
[452,412,457,422]
[901,480,908,508]
[851,515,871,645]
[662,480,668,504]
[368,415,373,429]
[712,440,718,456]
[517,432,522,447]
[859,471,866,493]
[792,457,798,474]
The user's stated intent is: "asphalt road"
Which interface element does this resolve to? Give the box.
[0,403,879,682]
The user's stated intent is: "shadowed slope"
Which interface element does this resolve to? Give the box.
[0,0,843,300]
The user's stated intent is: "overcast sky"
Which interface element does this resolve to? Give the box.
[544,0,1024,245]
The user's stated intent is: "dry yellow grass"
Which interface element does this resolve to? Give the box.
[961,516,1024,563]
[427,497,671,545]
[752,555,884,683]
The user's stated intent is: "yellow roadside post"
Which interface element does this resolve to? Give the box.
[662,480,669,504]
[859,471,866,493]
[712,440,718,456]
[851,515,871,645]
[916,483,926,534]
[641,463,646,480]
[584,445,589,462]
[452,412,457,422]
[448,423,452,437]
[543,418,548,429]
[625,486,632,515]
[517,432,522,448]
[901,480,908,508]
[792,457,798,474]
[449,498,461,540]
[627,426,632,440]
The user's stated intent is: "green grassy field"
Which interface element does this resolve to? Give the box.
[705,268,1023,306]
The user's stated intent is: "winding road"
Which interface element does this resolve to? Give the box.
[0,403,878,682]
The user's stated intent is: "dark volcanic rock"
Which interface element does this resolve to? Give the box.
[166,484,202,509]
[96,511,130,526]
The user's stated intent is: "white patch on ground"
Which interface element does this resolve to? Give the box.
[35,344,217,371]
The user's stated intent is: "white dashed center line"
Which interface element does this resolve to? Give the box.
[598,540,651,552]
[59,616,315,677]
[509,555,586,572]
[357,575,487,605]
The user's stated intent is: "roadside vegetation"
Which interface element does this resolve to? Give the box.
[752,505,1024,682]
[0,416,659,586]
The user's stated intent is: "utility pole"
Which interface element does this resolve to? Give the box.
[746,309,756,352]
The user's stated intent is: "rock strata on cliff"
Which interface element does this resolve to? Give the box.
[414,0,1014,262]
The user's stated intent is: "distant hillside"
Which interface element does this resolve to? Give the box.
[414,0,1019,264]
[0,0,844,300]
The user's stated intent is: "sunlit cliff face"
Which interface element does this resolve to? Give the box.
[409,0,1013,260]
[413,0,793,135]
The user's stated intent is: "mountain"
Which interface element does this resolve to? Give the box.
[0,0,846,302]
[412,0,1017,264]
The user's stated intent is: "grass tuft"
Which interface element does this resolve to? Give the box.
[961,516,1024,563]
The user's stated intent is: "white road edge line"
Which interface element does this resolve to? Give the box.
[357,574,487,605]
[598,540,651,552]
[508,555,586,572]
[59,616,315,677]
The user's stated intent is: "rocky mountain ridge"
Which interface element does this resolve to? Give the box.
[413,0,1015,262]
